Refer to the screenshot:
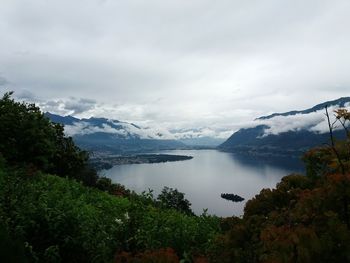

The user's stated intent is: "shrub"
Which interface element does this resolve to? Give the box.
[0,164,220,262]
[157,186,193,215]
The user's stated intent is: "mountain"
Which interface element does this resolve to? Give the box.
[257,97,350,120]
[219,97,350,157]
[45,112,186,154]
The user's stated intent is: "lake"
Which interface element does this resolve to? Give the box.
[101,150,304,217]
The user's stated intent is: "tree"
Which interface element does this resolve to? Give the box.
[0,92,56,169]
[157,187,193,215]
[0,92,97,185]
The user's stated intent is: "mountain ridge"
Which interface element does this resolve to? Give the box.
[45,112,226,150]
[45,112,186,154]
[257,97,350,120]
[219,97,350,157]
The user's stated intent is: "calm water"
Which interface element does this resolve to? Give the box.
[101,150,303,217]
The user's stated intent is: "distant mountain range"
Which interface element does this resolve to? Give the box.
[219,97,350,157]
[45,113,226,154]
[46,97,350,157]
[45,112,186,154]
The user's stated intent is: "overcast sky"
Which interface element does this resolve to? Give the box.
[0,0,349,135]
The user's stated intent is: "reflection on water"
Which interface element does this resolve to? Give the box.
[230,153,305,173]
[101,150,304,217]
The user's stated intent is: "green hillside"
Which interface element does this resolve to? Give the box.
[0,162,219,262]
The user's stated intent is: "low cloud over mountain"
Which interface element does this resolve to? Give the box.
[220,97,350,157]
[256,104,350,136]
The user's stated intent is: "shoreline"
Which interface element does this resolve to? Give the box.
[90,154,193,170]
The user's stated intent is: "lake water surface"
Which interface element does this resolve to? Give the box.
[101,150,303,217]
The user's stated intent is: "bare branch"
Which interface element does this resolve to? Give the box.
[325,106,345,174]
[331,116,338,129]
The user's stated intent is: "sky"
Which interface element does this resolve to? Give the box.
[0,0,349,138]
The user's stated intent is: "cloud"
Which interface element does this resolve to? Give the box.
[64,121,128,137]
[62,117,232,140]
[170,127,232,139]
[26,97,99,116]
[63,98,97,115]
[0,75,8,86]
[256,104,350,136]
[64,122,89,136]
[15,89,37,100]
[63,117,175,139]
[0,0,349,135]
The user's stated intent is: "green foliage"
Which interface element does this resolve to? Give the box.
[0,164,220,262]
[131,207,219,255]
[0,167,130,262]
[0,92,97,186]
[0,92,57,169]
[157,186,194,215]
[96,176,131,197]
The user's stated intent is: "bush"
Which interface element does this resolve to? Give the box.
[0,164,220,262]
[157,186,194,215]
[0,165,130,262]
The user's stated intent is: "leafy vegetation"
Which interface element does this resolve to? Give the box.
[0,161,219,262]
[0,92,97,186]
[157,187,194,215]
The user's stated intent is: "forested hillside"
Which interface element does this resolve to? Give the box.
[1,92,350,262]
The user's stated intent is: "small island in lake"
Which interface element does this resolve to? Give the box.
[221,193,245,202]
[90,154,193,170]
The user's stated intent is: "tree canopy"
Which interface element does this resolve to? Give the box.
[157,186,194,215]
[0,92,97,185]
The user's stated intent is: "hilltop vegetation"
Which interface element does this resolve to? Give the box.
[1,92,350,262]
